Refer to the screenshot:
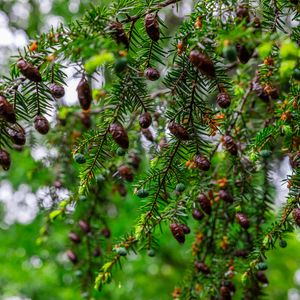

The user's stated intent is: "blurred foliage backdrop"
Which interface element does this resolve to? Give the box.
[0,1,299,300]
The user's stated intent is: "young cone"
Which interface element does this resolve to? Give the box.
[17,59,42,82]
[34,115,50,135]
[168,122,189,140]
[189,50,215,78]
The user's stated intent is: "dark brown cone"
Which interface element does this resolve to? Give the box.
[34,116,50,134]
[180,224,191,234]
[268,87,279,100]
[197,193,211,215]
[256,271,268,284]
[80,112,91,129]
[189,50,215,78]
[195,261,210,274]
[0,95,16,123]
[217,92,231,109]
[118,165,134,182]
[256,86,270,102]
[34,115,50,135]
[129,153,141,169]
[144,68,160,81]
[236,6,250,22]
[109,123,129,149]
[292,208,300,226]
[66,250,78,264]
[144,13,160,42]
[220,286,232,300]
[219,190,234,203]
[109,21,129,48]
[79,220,91,233]
[234,249,249,258]
[223,135,238,155]
[235,213,250,229]
[139,112,152,128]
[194,154,211,171]
[68,232,81,244]
[169,223,185,243]
[142,128,154,142]
[17,59,42,82]
[0,149,11,170]
[236,44,253,64]
[192,208,204,220]
[77,77,92,110]
[101,227,111,238]
[8,128,26,146]
[49,83,65,99]
[117,183,127,197]
[168,122,189,140]
[93,247,101,257]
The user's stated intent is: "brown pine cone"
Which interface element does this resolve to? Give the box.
[144,13,160,42]
[8,127,26,146]
[195,261,210,274]
[79,112,91,129]
[192,208,204,220]
[189,50,216,78]
[79,220,91,233]
[256,271,268,284]
[17,59,42,82]
[139,112,152,128]
[77,77,92,110]
[217,92,231,109]
[235,213,250,229]
[129,153,141,169]
[34,115,50,135]
[0,95,16,123]
[194,154,211,171]
[197,193,211,215]
[144,68,160,81]
[66,250,78,264]
[109,21,129,48]
[180,224,191,234]
[109,123,129,149]
[169,223,185,243]
[142,128,154,142]
[101,227,111,238]
[68,232,81,244]
[220,285,232,300]
[236,44,253,64]
[168,122,189,140]
[118,165,134,182]
[219,190,234,203]
[0,149,11,170]
[292,208,300,226]
[236,6,250,22]
[49,83,65,99]
[223,135,238,155]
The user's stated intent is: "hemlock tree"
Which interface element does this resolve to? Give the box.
[0,0,299,299]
